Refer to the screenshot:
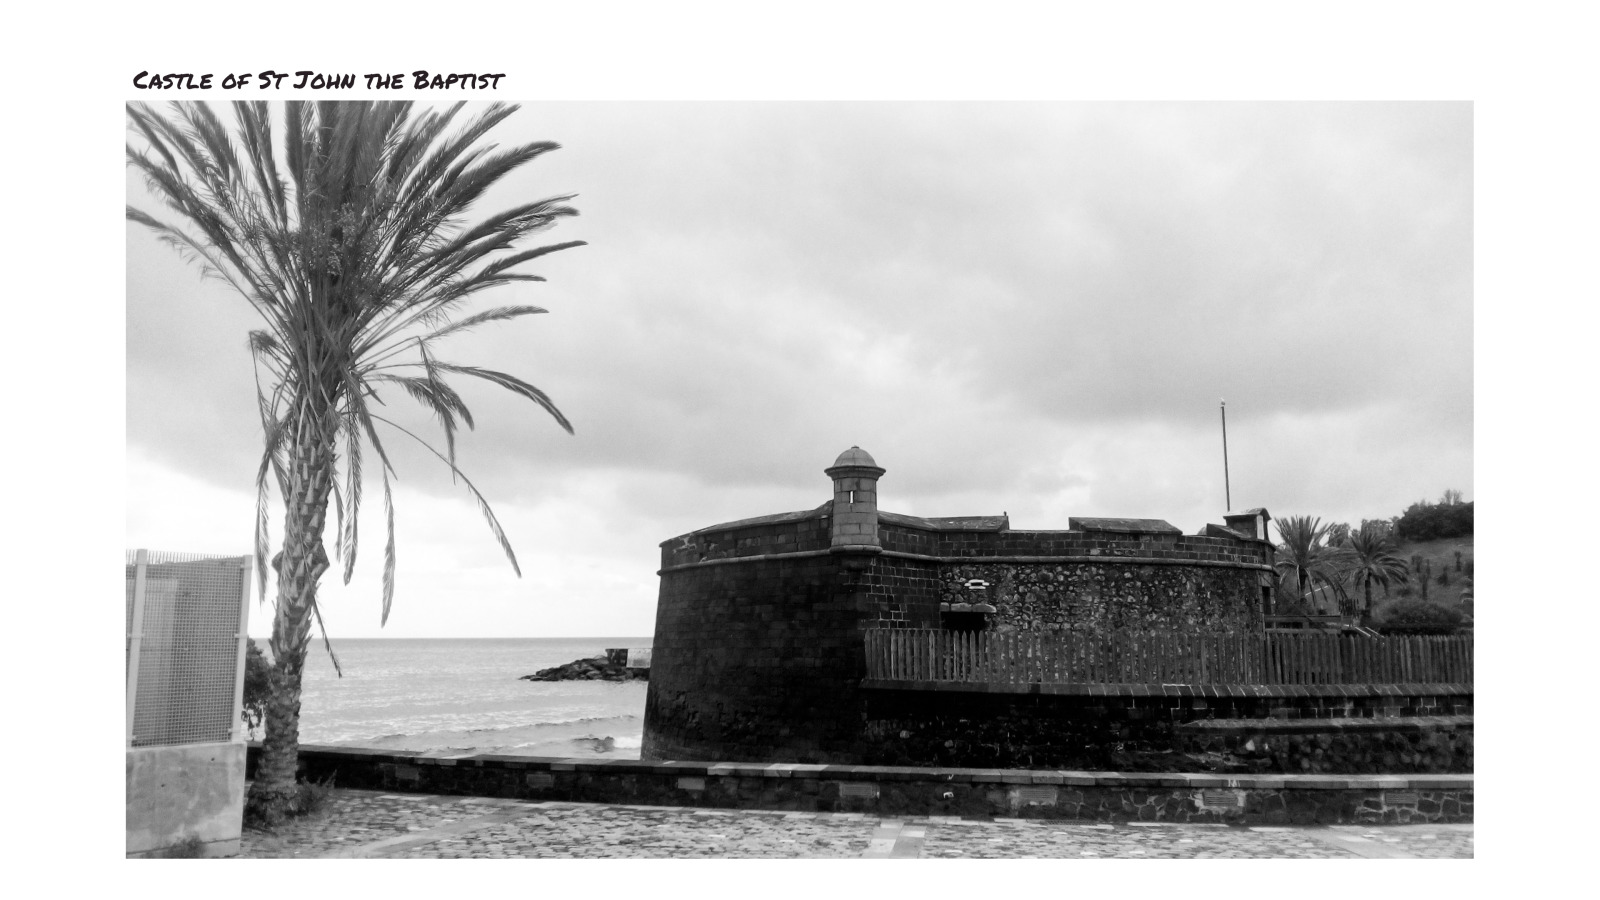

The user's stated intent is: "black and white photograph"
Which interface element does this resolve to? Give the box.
[70,0,1592,878]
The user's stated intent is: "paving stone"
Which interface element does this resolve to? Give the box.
[235,787,1473,859]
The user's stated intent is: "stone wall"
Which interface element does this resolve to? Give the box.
[936,561,1264,633]
[858,684,1473,772]
[646,509,1278,764]
[1174,717,1473,775]
[252,743,1474,826]
[645,524,873,762]
[658,507,831,569]
[643,446,1284,766]
[920,529,1272,633]
[862,555,942,629]
[912,528,1272,566]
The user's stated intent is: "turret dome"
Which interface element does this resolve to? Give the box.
[831,446,877,468]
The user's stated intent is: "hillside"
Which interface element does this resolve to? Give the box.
[1276,504,1474,620]
[1374,534,1474,613]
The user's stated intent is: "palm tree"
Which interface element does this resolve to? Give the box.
[1273,515,1352,615]
[1344,524,1410,620]
[127,101,585,823]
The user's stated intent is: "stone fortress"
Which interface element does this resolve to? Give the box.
[249,444,1468,824]
[643,447,1298,767]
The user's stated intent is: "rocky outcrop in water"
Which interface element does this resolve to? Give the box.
[521,655,645,682]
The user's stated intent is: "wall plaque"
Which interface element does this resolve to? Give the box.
[1014,786,1058,806]
[1199,790,1244,809]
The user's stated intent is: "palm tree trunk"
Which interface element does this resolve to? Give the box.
[1364,580,1373,620]
[247,420,336,824]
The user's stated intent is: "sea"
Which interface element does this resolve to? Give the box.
[283,637,652,759]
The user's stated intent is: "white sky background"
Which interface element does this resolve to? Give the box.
[9,0,1596,887]
[125,100,1474,640]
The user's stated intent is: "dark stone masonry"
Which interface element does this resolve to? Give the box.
[857,687,1472,773]
[250,744,1474,826]
[641,447,1422,768]
[935,559,1264,634]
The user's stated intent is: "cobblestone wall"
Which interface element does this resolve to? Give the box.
[937,561,1264,632]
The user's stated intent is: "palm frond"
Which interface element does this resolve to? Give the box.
[371,413,521,577]
[251,417,289,601]
[380,470,397,626]
[331,472,346,565]
[420,305,549,343]
[311,600,343,678]
[129,100,579,651]
[1273,514,1355,612]
[419,342,463,475]
[338,412,362,585]
[432,362,573,434]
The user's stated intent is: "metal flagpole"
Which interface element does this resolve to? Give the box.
[1220,399,1231,512]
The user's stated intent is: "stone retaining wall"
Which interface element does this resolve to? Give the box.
[859,682,1473,772]
[1174,716,1472,775]
[248,744,1472,825]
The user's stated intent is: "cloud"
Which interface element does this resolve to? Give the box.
[126,101,1471,637]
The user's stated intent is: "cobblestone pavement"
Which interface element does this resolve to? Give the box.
[237,789,1473,859]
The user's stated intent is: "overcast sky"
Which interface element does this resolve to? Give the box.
[126,101,1472,640]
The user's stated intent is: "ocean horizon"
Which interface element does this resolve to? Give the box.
[279,636,653,759]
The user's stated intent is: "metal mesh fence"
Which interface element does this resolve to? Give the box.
[125,562,137,678]
[125,550,250,748]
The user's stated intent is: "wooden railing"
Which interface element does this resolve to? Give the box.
[1263,614,1360,630]
[862,628,1473,686]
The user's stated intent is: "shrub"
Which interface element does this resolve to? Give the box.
[242,638,270,737]
[1360,518,1397,539]
[1395,499,1474,542]
[156,835,207,858]
[1325,522,1352,547]
[1375,600,1465,635]
[293,776,337,817]
[243,775,337,831]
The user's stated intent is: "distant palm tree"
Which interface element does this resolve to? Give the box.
[1273,516,1351,615]
[127,101,585,823]
[1344,524,1410,619]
